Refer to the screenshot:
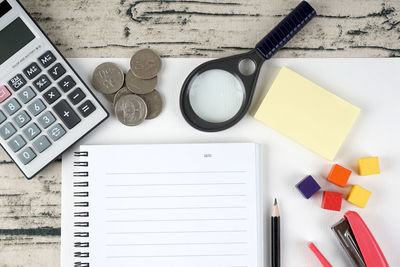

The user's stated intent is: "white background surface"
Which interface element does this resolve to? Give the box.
[63,58,400,266]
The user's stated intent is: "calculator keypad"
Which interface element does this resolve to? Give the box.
[33,135,51,153]
[28,99,46,116]
[48,123,66,141]
[33,74,52,92]
[38,111,56,129]
[8,135,26,152]
[43,87,61,104]
[8,74,26,91]
[0,86,11,103]
[23,123,41,141]
[18,147,36,165]
[58,75,76,93]
[53,100,81,129]
[4,98,21,116]
[0,122,16,140]
[0,49,105,177]
[78,100,96,118]
[17,86,36,104]
[13,111,31,128]
[38,51,56,68]
[0,111,6,124]
[68,88,86,105]
[48,63,66,81]
[23,63,41,80]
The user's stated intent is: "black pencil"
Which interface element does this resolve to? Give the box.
[271,198,280,267]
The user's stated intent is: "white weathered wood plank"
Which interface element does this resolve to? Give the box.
[1,0,400,266]
[0,236,59,266]
[0,161,60,267]
[0,162,61,228]
[16,0,400,58]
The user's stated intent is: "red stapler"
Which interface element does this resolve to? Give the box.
[331,211,388,267]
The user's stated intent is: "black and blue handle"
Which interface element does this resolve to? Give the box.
[256,1,316,59]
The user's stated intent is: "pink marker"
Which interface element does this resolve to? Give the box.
[308,242,332,267]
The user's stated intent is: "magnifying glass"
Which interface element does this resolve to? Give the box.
[180,1,316,132]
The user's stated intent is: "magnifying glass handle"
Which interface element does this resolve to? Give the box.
[256,1,316,60]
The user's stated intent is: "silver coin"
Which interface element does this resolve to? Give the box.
[126,70,157,95]
[103,93,116,103]
[113,87,134,105]
[92,62,124,94]
[114,94,148,126]
[130,49,162,80]
[138,90,163,120]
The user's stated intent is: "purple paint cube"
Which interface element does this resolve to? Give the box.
[296,175,321,199]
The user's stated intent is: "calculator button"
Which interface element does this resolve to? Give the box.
[0,111,6,125]
[43,87,61,104]
[38,111,56,129]
[33,74,52,92]
[0,122,16,140]
[53,100,81,129]
[28,99,46,116]
[0,86,11,103]
[23,62,42,80]
[48,123,66,141]
[13,111,31,128]
[8,74,26,91]
[78,100,96,118]
[17,86,36,104]
[23,123,41,141]
[4,98,21,116]
[18,147,36,165]
[58,75,76,92]
[8,135,26,152]
[33,135,51,153]
[38,51,56,68]
[48,63,66,80]
[68,88,86,105]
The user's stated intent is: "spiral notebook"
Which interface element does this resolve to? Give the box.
[61,143,263,267]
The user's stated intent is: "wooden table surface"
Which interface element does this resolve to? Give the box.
[1,0,400,266]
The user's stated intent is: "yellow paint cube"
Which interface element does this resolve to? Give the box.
[346,185,371,208]
[358,157,380,175]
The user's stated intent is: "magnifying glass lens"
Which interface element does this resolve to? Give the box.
[188,69,245,123]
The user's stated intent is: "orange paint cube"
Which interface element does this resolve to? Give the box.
[327,164,352,187]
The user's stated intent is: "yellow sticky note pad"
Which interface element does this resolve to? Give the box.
[254,67,360,160]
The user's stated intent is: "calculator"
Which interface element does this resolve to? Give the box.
[0,0,108,179]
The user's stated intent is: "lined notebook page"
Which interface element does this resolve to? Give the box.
[77,143,262,267]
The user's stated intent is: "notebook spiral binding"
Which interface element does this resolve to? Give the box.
[73,151,90,267]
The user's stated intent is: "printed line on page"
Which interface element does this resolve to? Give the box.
[106,170,247,175]
[106,230,247,235]
[106,241,248,246]
[105,182,246,187]
[106,194,247,199]
[106,206,247,211]
[105,218,246,223]
[106,253,248,258]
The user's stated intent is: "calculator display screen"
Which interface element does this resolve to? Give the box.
[0,17,35,65]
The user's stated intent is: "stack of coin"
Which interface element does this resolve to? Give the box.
[91,49,163,126]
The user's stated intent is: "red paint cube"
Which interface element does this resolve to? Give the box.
[327,164,351,187]
[321,191,343,211]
